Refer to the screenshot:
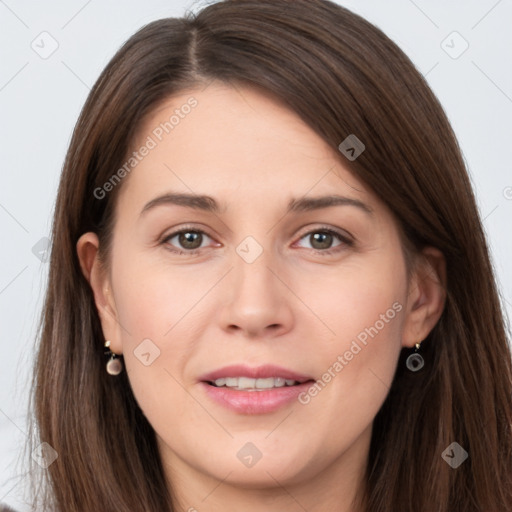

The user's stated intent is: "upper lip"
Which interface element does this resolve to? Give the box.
[199,364,314,383]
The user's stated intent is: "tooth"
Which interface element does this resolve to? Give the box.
[274,377,286,387]
[225,377,238,387]
[237,377,256,389]
[255,377,276,389]
[212,376,300,390]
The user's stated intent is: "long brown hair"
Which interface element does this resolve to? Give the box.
[25,0,512,510]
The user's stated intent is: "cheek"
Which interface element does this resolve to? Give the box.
[111,251,215,339]
[109,253,218,416]
[295,245,405,347]
[296,263,406,450]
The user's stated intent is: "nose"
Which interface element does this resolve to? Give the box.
[219,245,294,339]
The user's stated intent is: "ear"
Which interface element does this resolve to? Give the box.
[76,232,123,354]
[402,246,447,348]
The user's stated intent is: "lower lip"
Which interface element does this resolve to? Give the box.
[199,381,314,414]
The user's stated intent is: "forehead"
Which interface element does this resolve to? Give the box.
[118,82,376,213]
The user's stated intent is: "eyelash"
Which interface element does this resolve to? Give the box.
[160,224,354,256]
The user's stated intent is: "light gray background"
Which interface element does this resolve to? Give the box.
[1,0,511,509]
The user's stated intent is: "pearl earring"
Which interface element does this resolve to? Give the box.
[104,340,123,375]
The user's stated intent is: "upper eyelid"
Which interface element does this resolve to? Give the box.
[295,225,352,241]
[162,226,215,243]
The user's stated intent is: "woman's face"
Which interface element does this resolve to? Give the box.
[79,82,442,503]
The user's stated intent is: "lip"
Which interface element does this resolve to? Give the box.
[198,364,315,414]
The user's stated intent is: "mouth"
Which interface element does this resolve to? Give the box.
[199,364,315,414]
[206,376,310,391]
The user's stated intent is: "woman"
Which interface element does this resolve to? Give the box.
[9,0,512,510]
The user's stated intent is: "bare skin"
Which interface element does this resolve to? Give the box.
[77,82,446,512]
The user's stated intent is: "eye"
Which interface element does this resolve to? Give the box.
[160,225,353,256]
[295,227,353,255]
[161,227,215,254]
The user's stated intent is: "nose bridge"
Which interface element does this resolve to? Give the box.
[232,234,278,302]
[220,233,293,336]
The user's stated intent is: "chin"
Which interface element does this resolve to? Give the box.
[202,448,314,488]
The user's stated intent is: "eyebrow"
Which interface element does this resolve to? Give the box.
[139,192,373,217]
